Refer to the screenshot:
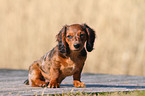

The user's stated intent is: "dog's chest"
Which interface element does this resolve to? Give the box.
[60,57,78,76]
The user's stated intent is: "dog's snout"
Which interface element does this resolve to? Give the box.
[74,44,80,49]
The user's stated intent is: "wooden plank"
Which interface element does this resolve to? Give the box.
[0,69,145,95]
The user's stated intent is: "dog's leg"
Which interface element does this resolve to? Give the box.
[28,63,48,87]
[48,67,60,88]
[73,71,86,88]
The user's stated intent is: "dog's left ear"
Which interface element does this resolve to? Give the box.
[82,24,96,52]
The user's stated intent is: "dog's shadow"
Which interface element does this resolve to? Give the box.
[61,84,145,89]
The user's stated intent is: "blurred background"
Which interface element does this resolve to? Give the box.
[0,0,145,76]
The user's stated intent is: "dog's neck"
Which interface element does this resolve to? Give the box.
[69,50,80,57]
[67,48,87,58]
[58,46,87,59]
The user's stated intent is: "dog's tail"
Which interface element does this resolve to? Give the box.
[24,79,29,85]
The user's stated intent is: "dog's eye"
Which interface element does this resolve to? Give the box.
[80,34,85,37]
[67,35,72,39]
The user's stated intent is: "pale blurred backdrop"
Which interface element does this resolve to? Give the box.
[0,0,145,76]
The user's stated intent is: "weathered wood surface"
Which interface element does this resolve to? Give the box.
[0,69,145,96]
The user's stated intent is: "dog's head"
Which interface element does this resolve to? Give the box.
[56,24,96,54]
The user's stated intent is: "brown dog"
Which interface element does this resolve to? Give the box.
[24,24,95,88]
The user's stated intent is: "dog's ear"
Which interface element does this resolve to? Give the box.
[82,24,96,52]
[56,25,69,54]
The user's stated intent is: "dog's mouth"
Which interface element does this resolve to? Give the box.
[72,47,83,51]
[73,49,80,51]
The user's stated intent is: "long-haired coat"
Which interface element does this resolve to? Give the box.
[24,24,96,88]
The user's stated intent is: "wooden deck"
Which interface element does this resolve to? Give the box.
[0,69,145,96]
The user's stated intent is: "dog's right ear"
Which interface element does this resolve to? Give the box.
[56,25,69,54]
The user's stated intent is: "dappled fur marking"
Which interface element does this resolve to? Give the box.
[24,24,96,88]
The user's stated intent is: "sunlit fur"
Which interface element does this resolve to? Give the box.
[24,24,96,88]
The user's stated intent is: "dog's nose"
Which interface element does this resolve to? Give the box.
[74,44,80,48]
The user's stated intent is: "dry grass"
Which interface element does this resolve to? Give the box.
[0,0,145,76]
[35,90,145,96]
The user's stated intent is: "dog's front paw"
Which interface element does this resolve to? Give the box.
[73,80,86,88]
[33,80,48,87]
[48,80,60,88]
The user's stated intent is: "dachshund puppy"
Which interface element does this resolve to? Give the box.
[24,24,95,88]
